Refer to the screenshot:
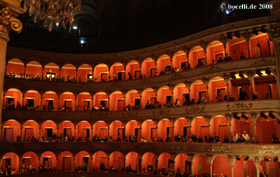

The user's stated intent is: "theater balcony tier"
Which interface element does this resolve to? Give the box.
[2,100,280,124]
[3,57,277,93]
[1,141,280,161]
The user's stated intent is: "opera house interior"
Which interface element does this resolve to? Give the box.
[0,0,280,177]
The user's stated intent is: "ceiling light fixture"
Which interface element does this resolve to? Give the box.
[22,0,81,32]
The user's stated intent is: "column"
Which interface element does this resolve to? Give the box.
[91,94,94,110]
[19,158,21,174]
[204,50,207,66]
[107,95,110,110]
[76,69,78,82]
[156,124,158,140]
[38,158,40,171]
[56,157,59,171]
[108,127,110,139]
[124,157,126,171]
[20,126,22,141]
[210,164,212,177]
[90,157,93,171]
[171,124,175,142]
[208,122,211,138]
[39,126,41,138]
[139,95,142,109]
[206,86,209,103]
[73,157,76,172]
[108,157,110,171]
[23,64,26,77]
[247,41,251,58]
[229,123,232,137]
[139,157,142,173]
[123,94,126,108]
[226,81,230,98]
[42,66,44,80]
[74,126,76,141]
[231,164,234,177]
[155,158,158,175]
[0,4,25,138]
[2,91,5,109]
[256,164,260,177]
[40,94,43,108]
[22,94,24,108]
[58,94,60,110]
[75,96,77,111]
[123,126,126,142]
[249,79,254,99]
[91,124,93,141]
[254,123,257,141]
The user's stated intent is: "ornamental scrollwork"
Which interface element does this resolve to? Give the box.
[0,7,23,32]
[138,79,153,85]
[204,65,223,74]
[97,112,108,119]
[169,73,185,80]
[121,111,138,118]
[258,145,280,155]
[206,145,231,153]
[152,110,170,116]
[251,58,276,66]
[108,82,122,89]
[227,103,253,110]
[185,106,205,114]
[79,83,91,89]
[108,143,122,150]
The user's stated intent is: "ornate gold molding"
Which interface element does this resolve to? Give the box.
[185,106,205,114]
[227,102,253,110]
[121,111,138,118]
[204,65,223,74]
[169,73,185,80]
[251,58,276,67]
[152,109,170,116]
[0,7,23,41]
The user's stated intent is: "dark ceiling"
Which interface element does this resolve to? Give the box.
[8,0,270,53]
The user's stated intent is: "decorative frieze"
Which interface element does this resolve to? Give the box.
[251,58,276,66]
[0,142,279,158]
[152,110,170,116]
[121,111,138,118]
[204,65,223,74]
[185,106,205,114]
[226,102,253,110]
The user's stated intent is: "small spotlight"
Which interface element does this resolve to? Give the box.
[239,73,245,78]
[234,113,240,120]
[56,23,59,26]
[261,112,267,119]
[80,40,85,44]
[265,69,271,75]
[256,70,263,77]
[241,114,248,120]
[236,156,241,160]
[269,112,275,119]
[231,74,236,79]
[274,158,278,162]
[244,156,249,161]
[225,9,231,15]
[73,26,78,29]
